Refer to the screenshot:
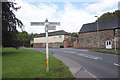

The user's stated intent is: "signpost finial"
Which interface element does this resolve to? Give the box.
[45,18,48,22]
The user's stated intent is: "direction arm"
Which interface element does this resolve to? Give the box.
[31,22,45,26]
[48,22,60,26]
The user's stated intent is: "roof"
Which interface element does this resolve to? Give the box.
[65,36,78,41]
[71,37,78,41]
[34,30,70,38]
[79,16,120,33]
[30,34,37,40]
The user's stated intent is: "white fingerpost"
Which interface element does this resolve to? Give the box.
[31,18,60,71]
[45,19,49,71]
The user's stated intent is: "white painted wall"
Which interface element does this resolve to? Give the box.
[34,35,65,43]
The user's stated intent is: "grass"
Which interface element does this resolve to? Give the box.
[2,48,74,79]
[90,49,120,55]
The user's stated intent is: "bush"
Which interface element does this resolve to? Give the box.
[25,44,30,47]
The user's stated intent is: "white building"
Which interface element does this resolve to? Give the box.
[31,30,71,48]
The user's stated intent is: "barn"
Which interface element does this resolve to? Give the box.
[78,16,120,49]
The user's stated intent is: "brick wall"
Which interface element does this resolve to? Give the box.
[64,37,79,48]
[73,40,79,48]
[78,29,120,49]
[64,40,69,48]
[64,35,71,39]
[64,40,73,48]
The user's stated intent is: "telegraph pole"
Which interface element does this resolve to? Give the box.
[95,16,100,50]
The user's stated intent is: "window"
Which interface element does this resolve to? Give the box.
[58,35,62,38]
[105,40,112,49]
[106,40,112,45]
[56,42,59,46]
[53,37,56,39]
[109,41,111,45]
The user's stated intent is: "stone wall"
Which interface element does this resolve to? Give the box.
[33,42,64,48]
[78,29,120,49]
[73,40,79,48]
[115,29,120,48]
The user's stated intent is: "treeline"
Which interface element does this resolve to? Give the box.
[98,10,120,21]
[16,31,36,47]
[70,32,78,37]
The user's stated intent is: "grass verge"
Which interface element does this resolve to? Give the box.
[90,49,120,55]
[2,48,74,79]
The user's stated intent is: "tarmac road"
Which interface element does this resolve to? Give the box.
[26,48,119,78]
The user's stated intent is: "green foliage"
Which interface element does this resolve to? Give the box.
[16,31,28,46]
[16,31,35,47]
[71,33,78,37]
[2,1,24,47]
[90,49,120,55]
[2,48,74,78]
[98,10,120,21]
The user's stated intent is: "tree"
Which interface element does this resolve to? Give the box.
[98,10,120,21]
[71,33,78,37]
[2,1,24,47]
[16,31,28,46]
[16,31,35,47]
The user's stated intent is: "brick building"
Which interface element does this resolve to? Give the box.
[78,16,120,49]
[64,37,79,48]
[31,30,71,48]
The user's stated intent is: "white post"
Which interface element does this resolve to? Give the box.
[31,18,60,72]
[115,37,116,51]
[45,19,49,71]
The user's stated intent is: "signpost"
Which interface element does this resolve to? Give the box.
[47,26,56,30]
[48,22,60,26]
[31,22,45,26]
[112,37,120,51]
[31,19,60,71]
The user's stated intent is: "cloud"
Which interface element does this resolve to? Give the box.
[56,2,95,32]
[85,0,119,15]
[15,0,58,33]
[14,0,119,33]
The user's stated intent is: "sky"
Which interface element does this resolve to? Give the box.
[14,0,119,34]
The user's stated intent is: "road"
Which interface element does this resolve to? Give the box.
[26,48,119,78]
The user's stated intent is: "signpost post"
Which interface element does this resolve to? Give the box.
[31,19,60,71]
[112,37,120,51]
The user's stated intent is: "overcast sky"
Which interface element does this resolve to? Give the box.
[14,0,119,34]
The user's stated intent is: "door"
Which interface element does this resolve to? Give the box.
[105,40,112,49]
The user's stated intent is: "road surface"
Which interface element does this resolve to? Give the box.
[26,48,119,78]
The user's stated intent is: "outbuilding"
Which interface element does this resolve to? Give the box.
[78,16,120,49]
